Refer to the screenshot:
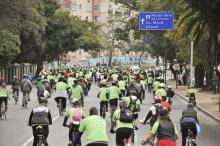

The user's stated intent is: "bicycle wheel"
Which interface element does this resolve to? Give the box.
[14,92,18,105]
[3,110,6,120]
[24,93,27,109]
[58,99,63,116]
[37,138,43,146]
[102,105,106,118]
[131,130,135,143]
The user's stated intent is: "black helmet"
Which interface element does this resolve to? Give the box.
[130,90,137,96]
[159,108,169,116]
[38,97,48,103]
[119,101,127,109]
[71,99,81,105]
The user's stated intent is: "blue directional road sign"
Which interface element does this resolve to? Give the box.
[144,37,158,43]
[139,12,174,30]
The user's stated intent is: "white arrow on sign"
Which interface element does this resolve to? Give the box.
[141,18,145,24]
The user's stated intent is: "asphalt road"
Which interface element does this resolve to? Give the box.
[0,83,220,146]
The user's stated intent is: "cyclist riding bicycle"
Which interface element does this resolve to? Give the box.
[63,99,85,146]
[180,103,199,146]
[152,78,160,95]
[147,74,154,93]
[142,109,179,146]
[117,76,127,99]
[135,79,144,103]
[155,83,167,97]
[98,80,109,117]
[161,96,172,112]
[0,83,9,110]
[187,87,197,105]
[166,85,175,105]
[122,90,141,130]
[20,74,32,104]
[11,76,20,99]
[73,107,108,146]
[69,79,84,106]
[108,81,120,112]
[54,77,68,110]
[141,95,163,127]
[28,96,52,146]
[110,101,134,146]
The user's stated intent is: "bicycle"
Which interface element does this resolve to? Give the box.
[22,91,29,109]
[35,125,47,146]
[101,104,107,118]
[0,101,7,120]
[186,128,196,146]
[67,123,81,146]
[110,104,117,122]
[58,98,64,116]
[139,121,157,146]
[13,89,19,105]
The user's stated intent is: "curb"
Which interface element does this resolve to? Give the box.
[175,92,220,123]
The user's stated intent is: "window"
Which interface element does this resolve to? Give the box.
[87,0,90,3]
[86,16,89,21]
[124,11,131,16]
[108,10,113,14]
[94,16,100,22]
[79,4,82,9]
[115,11,122,16]
[94,5,100,11]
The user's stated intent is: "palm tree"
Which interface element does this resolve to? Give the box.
[176,0,219,87]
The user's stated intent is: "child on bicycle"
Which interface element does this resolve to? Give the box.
[0,83,9,110]
[63,99,85,146]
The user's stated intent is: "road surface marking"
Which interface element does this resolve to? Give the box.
[21,114,60,146]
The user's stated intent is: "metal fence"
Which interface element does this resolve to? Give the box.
[0,64,37,84]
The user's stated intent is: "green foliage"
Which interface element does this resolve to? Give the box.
[78,33,101,51]
[45,10,81,60]
[0,30,20,62]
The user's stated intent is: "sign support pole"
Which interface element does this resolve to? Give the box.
[190,40,194,87]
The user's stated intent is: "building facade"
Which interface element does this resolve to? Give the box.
[61,0,132,61]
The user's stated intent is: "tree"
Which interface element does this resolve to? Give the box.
[99,16,130,66]
[0,30,20,63]
[129,40,151,67]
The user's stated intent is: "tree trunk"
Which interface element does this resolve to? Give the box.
[108,48,113,67]
[138,51,145,67]
[156,56,159,66]
[195,64,205,88]
[35,61,43,78]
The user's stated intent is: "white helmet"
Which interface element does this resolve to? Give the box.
[168,85,172,89]
[43,90,50,98]
[159,83,166,88]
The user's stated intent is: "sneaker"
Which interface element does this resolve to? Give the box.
[134,126,139,130]
[28,99,31,101]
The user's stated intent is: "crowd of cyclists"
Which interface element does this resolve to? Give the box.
[0,65,201,146]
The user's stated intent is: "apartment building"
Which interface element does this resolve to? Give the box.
[61,0,132,61]
[61,0,109,22]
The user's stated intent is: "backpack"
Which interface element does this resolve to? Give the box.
[119,109,134,123]
[129,97,138,112]
[22,81,30,91]
[150,104,164,126]
[72,109,81,121]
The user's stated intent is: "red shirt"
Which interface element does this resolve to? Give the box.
[158,139,177,146]
[161,101,171,111]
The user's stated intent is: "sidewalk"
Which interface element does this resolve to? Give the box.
[167,79,220,122]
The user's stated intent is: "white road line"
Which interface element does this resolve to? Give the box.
[20,114,60,146]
